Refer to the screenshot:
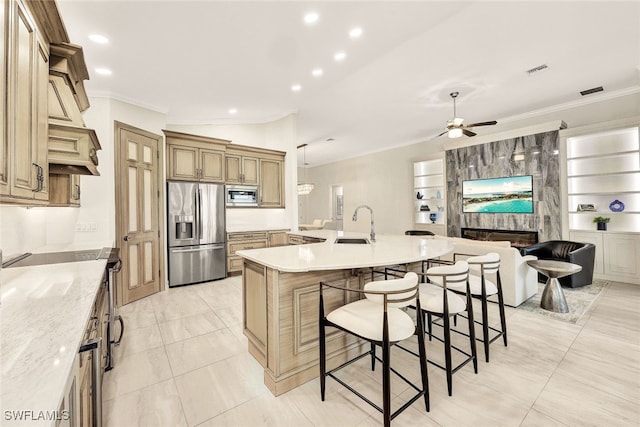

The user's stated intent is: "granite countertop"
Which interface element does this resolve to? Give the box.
[236,230,454,272]
[0,242,112,426]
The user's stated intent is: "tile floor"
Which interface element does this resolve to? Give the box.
[103,276,640,426]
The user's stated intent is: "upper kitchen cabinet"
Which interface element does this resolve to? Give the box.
[0,0,99,206]
[259,157,284,207]
[0,0,50,204]
[164,130,229,183]
[224,144,285,208]
[225,149,259,185]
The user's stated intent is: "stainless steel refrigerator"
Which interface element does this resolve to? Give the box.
[167,181,226,287]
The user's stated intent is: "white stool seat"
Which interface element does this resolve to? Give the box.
[448,274,498,296]
[419,283,467,314]
[327,299,416,342]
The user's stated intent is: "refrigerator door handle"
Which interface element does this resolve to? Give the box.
[194,187,200,240]
[170,244,225,253]
[198,188,203,240]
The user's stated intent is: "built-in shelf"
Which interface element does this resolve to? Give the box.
[413,157,446,229]
[562,120,640,234]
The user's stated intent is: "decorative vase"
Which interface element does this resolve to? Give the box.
[609,199,624,212]
[436,190,441,199]
[416,192,423,200]
[597,222,607,231]
[429,213,437,224]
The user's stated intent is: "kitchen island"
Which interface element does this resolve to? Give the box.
[236,230,453,396]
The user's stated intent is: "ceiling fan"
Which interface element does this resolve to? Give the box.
[438,91,497,138]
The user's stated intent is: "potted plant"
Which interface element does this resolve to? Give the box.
[593,216,610,231]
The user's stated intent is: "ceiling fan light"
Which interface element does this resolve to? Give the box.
[448,128,463,138]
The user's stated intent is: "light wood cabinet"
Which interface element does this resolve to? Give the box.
[49,173,81,206]
[268,230,289,247]
[78,276,108,427]
[227,231,268,274]
[225,152,259,185]
[0,0,49,205]
[164,130,229,183]
[259,158,284,208]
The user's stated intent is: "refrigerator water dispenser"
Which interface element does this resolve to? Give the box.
[175,215,194,240]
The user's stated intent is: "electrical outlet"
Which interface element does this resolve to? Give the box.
[89,223,97,232]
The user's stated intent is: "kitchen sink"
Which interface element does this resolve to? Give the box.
[334,238,370,244]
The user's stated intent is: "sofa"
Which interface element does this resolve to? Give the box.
[429,235,538,307]
[520,240,596,288]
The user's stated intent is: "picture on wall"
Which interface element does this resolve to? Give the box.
[462,175,534,213]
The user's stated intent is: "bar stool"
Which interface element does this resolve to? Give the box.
[449,253,507,363]
[420,260,477,396]
[319,272,429,427]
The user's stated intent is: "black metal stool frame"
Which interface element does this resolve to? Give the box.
[319,274,429,427]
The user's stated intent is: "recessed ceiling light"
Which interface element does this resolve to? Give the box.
[95,68,112,76]
[228,108,237,114]
[349,27,363,38]
[304,12,319,25]
[325,138,335,142]
[291,84,302,92]
[334,51,346,62]
[312,68,323,77]
[89,34,109,44]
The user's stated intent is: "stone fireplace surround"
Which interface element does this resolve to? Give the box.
[445,128,562,242]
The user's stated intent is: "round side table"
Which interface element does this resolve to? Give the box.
[526,260,582,313]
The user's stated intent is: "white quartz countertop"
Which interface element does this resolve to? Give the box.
[226,226,290,233]
[0,256,108,426]
[236,230,454,272]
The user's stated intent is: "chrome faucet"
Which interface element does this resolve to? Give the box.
[352,205,375,242]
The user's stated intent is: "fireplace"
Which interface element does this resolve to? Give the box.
[460,228,538,249]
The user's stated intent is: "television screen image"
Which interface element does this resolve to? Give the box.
[462,175,533,213]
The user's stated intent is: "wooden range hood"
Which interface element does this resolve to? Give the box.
[48,43,101,176]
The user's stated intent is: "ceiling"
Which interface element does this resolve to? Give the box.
[57,1,640,166]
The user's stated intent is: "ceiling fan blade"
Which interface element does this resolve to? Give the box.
[437,130,448,137]
[462,129,477,137]
[465,120,497,127]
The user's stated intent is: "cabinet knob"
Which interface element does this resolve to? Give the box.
[123,236,129,241]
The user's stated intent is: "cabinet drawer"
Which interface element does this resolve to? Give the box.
[228,256,244,272]
[228,240,267,255]
[228,232,268,241]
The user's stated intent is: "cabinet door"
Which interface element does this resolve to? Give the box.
[259,159,283,207]
[10,0,39,198]
[241,156,259,185]
[200,148,224,182]
[268,231,288,247]
[225,154,242,183]
[70,174,81,206]
[0,0,8,196]
[32,31,48,201]
[603,233,640,279]
[168,144,198,180]
[569,231,603,274]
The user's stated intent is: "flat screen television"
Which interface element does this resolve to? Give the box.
[462,175,533,213]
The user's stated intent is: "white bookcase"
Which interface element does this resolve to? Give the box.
[413,157,446,234]
[560,117,640,284]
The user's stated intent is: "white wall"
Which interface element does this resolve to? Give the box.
[303,92,640,236]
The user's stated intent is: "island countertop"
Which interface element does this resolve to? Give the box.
[236,230,454,272]
[0,242,112,426]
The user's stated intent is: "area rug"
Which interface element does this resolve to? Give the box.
[517,279,609,324]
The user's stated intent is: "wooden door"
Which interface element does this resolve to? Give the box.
[115,122,164,305]
[168,144,198,181]
[242,156,259,185]
[259,159,283,207]
[200,148,225,182]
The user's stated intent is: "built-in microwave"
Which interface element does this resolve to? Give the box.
[226,185,258,207]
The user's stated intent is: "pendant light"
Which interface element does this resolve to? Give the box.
[297,144,314,195]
